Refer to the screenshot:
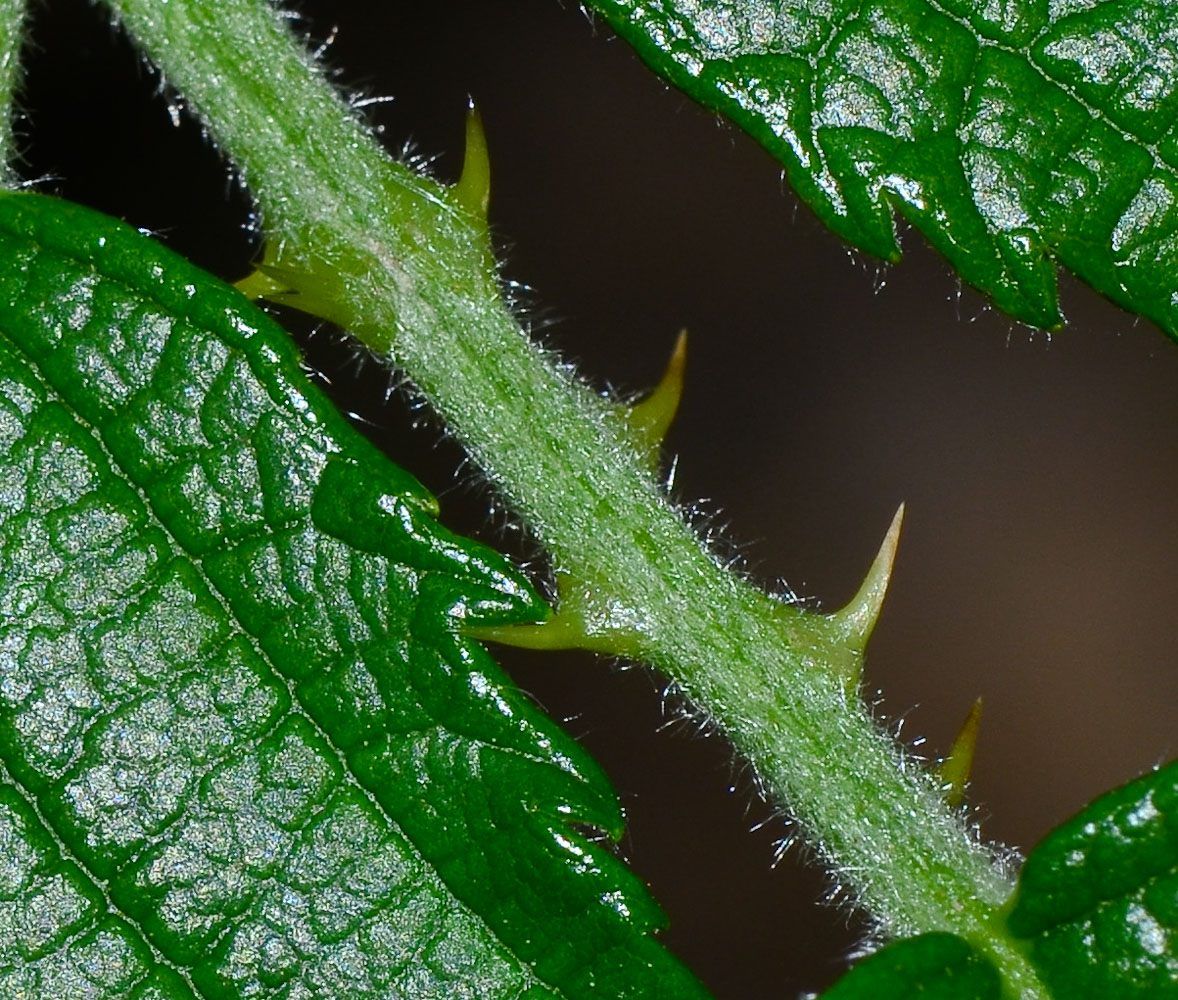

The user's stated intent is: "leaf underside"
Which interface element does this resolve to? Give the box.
[586,0,1178,338]
[0,192,710,1000]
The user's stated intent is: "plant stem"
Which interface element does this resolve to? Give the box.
[0,0,27,186]
[104,0,1045,992]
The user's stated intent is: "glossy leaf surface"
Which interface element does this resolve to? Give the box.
[1007,757,1178,998]
[822,758,1178,998]
[819,932,1001,999]
[0,192,711,999]
[584,0,1178,337]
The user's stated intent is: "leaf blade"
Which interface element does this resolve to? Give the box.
[0,192,711,999]
[1007,757,1178,999]
[819,932,1003,1000]
[584,0,1178,337]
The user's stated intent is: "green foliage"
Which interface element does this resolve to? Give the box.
[819,758,1178,997]
[1007,757,1178,999]
[819,933,1001,999]
[98,8,1031,974]
[583,0,1178,338]
[5,2,1178,997]
[0,191,710,1000]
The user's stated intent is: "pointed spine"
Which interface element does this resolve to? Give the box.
[939,697,983,808]
[466,572,646,657]
[233,263,290,302]
[627,329,687,456]
[828,503,904,657]
[452,100,491,220]
[816,504,904,692]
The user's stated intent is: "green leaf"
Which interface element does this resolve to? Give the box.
[1008,757,1178,998]
[819,761,1178,998]
[0,191,711,1000]
[583,0,1178,337]
[819,932,1002,999]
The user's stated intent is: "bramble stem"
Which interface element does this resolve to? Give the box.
[0,0,28,187]
[103,0,1045,992]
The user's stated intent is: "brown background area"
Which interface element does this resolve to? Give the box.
[20,1,1178,996]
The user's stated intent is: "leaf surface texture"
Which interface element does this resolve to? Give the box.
[0,192,710,1000]
[818,932,1001,999]
[819,758,1178,997]
[584,0,1178,336]
[1007,757,1178,998]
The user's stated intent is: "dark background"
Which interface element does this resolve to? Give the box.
[19,2,1178,996]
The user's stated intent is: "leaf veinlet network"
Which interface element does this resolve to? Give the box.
[586,0,1178,337]
[5,0,1178,995]
[0,193,709,1000]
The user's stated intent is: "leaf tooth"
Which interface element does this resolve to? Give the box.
[452,99,491,220]
[939,697,983,808]
[827,503,905,658]
[626,329,687,457]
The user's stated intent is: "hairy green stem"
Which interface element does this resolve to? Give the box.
[0,0,27,186]
[103,0,1043,992]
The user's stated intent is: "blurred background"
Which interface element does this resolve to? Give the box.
[19,1,1178,996]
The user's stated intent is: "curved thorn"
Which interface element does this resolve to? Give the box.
[829,503,905,654]
[939,697,983,808]
[453,98,491,219]
[628,329,688,454]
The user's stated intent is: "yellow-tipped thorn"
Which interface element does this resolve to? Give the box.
[233,237,361,332]
[233,265,291,303]
[627,329,688,455]
[453,99,491,219]
[828,503,905,655]
[465,572,646,658]
[234,238,305,309]
[467,615,597,653]
[939,697,983,808]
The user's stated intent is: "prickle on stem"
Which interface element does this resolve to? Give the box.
[233,244,291,303]
[626,329,688,459]
[235,103,497,331]
[452,99,491,220]
[815,504,904,692]
[938,697,983,808]
[470,334,688,655]
[231,233,361,331]
[465,571,647,657]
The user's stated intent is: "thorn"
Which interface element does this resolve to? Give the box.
[467,614,587,652]
[828,503,904,655]
[939,697,983,807]
[627,329,688,455]
[453,99,491,219]
[465,572,646,657]
[234,240,291,301]
[233,266,290,302]
[233,240,360,332]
